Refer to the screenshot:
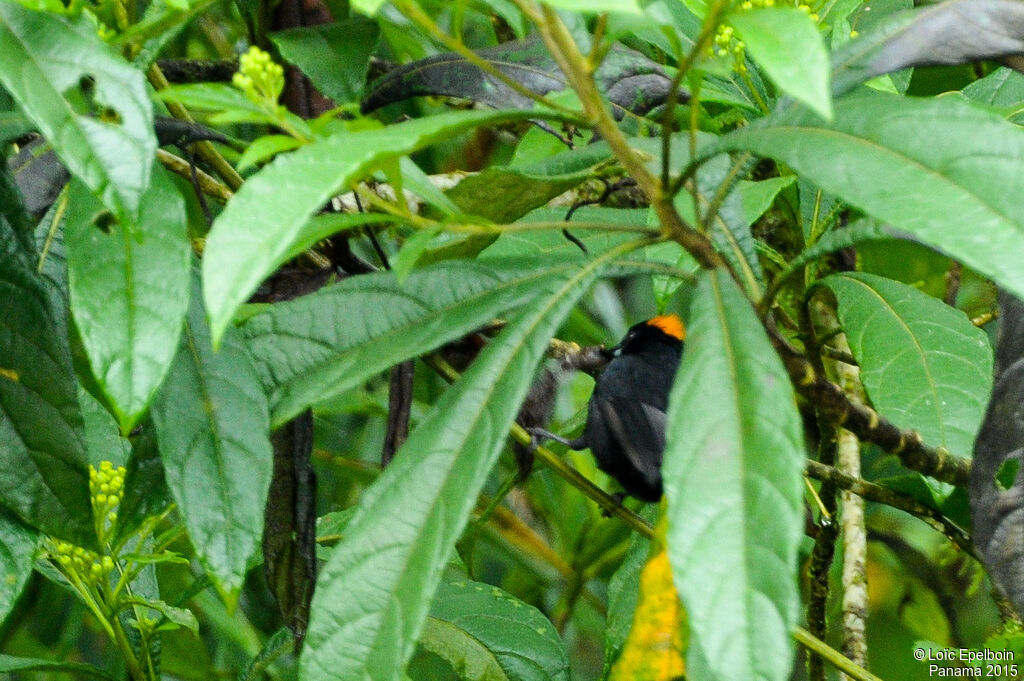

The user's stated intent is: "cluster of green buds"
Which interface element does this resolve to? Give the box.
[43,461,126,597]
[49,539,116,580]
[712,24,746,67]
[90,460,126,542]
[232,46,285,107]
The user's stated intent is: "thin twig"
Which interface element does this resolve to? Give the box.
[156,149,232,202]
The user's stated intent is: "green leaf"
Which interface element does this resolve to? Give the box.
[737,176,795,225]
[203,108,568,347]
[78,386,130,467]
[300,246,626,681]
[636,134,763,296]
[419,579,569,681]
[157,83,270,123]
[236,134,304,173]
[0,222,95,546]
[443,143,611,223]
[0,3,155,223]
[819,272,993,456]
[0,151,33,252]
[127,597,200,632]
[242,258,583,426]
[962,67,1024,111]
[65,166,190,431]
[151,275,273,603]
[239,628,295,681]
[350,0,387,15]
[0,111,35,145]
[662,269,804,681]
[715,89,1024,302]
[729,7,832,120]
[0,655,117,680]
[271,18,381,104]
[393,225,443,280]
[0,508,38,626]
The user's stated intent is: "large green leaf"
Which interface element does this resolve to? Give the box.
[662,269,804,681]
[242,258,583,427]
[0,3,154,223]
[65,166,190,431]
[0,508,38,626]
[418,579,569,681]
[0,222,94,546]
[151,276,273,603]
[820,272,993,457]
[299,247,625,681]
[716,89,1024,301]
[203,108,568,347]
[729,7,832,120]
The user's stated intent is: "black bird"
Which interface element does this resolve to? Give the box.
[536,314,684,502]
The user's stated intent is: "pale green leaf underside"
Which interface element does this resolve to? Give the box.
[663,269,804,681]
[717,90,1024,301]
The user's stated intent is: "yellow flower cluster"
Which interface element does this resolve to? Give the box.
[232,46,285,105]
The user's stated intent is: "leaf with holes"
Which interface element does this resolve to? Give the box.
[0,3,154,223]
[65,166,190,431]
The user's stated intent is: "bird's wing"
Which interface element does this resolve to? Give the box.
[595,397,665,485]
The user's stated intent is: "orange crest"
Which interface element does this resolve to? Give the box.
[646,314,685,340]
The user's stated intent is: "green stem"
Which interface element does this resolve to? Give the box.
[509,424,654,539]
[37,186,68,273]
[795,627,884,681]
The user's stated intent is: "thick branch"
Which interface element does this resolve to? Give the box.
[805,461,975,557]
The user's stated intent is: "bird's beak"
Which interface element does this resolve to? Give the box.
[601,343,621,360]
